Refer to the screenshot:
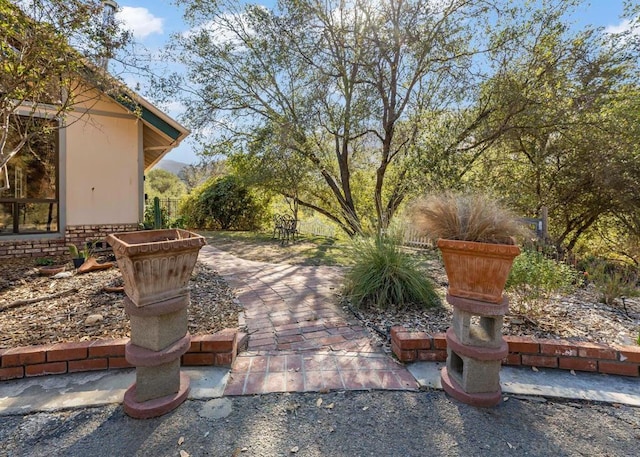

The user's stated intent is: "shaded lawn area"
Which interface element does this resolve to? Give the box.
[197,230,355,266]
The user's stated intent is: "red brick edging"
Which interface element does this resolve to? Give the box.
[391,326,640,377]
[0,329,239,381]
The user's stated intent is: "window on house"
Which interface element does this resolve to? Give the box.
[0,115,59,235]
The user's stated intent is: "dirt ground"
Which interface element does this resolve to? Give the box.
[0,255,240,349]
[1,391,639,457]
[1,236,639,349]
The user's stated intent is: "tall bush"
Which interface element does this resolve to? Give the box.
[343,235,440,310]
[180,175,269,230]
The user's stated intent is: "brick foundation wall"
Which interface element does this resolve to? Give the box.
[391,326,640,377]
[0,224,139,260]
[0,329,239,381]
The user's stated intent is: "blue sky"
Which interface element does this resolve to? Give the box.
[113,0,635,164]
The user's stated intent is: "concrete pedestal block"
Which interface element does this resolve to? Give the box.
[445,327,508,394]
[446,348,503,393]
[441,367,502,407]
[124,372,191,419]
[135,360,181,402]
[130,308,188,351]
[452,308,504,349]
[443,293,511,407]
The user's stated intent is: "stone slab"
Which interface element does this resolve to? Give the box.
[0,367,229,416]
[409,362,640,407]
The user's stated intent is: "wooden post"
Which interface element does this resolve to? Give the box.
[541,206,548,240]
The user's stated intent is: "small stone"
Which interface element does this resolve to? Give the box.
[85,314,104,325]
[51,271,73,279]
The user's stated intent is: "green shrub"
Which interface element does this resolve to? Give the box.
[585,260,638,306]
[343,235,440,310]
[180,175,270,230]
[506,249,581,315]
[35,258,54,266]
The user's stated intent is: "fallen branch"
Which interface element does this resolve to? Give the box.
[0,288,78,312]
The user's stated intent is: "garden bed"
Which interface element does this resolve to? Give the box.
[0,256,240,350]
[352,256,640,348]
[0,247,638,352]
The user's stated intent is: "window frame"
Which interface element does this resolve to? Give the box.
[0,114,60,236]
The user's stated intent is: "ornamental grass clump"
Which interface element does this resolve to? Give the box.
[409,192,528,245]
[343,235,440,310]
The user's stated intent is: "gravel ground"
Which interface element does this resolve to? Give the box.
[1,391,638,457]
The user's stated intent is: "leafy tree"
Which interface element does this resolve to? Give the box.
[159,0,571,236]
[180,175,269,230]
[472,17,640,252]
[0,0,130,189]
[145,169,187,200]
[178,159,227,191]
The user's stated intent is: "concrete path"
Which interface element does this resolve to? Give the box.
[410,361,640,407]
[2,363,639,417]
[198,246,416,395]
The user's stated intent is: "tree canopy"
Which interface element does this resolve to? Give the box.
[0,0,130,190]
[145,169,187,201]
[161,0,571,235]
[158,0,639,260]
[469,7,640,254]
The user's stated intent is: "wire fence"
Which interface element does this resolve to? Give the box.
[296,208,548,248]
[156,198,181,221]
[297,219,337,238]
[144,197,181,228]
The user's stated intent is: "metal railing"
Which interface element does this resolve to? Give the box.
[297,219,337,238]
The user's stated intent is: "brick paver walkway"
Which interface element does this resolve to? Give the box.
[198,246,417,395]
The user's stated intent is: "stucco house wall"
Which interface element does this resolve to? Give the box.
[0,87,188,259]
[65,94,142,226]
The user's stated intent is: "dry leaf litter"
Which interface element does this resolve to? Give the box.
[348,257,640,349]
[0,256,240,349]
[1,254,639,350]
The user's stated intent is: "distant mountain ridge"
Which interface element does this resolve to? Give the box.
[154,159,188,175]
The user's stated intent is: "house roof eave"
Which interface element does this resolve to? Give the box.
[109,91,190,172]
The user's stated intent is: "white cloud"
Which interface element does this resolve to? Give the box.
[158,100,187,118]
[116,6,164,39]
[605,18,639,36]
[182,7,271,48]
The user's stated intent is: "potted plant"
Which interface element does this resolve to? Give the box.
[409,192,528,303]
[68,243,94,268]
[36,257,65,276]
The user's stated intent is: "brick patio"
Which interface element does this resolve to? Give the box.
[198,246,419,394]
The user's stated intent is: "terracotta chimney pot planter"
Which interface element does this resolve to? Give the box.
[107,229,206,419]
